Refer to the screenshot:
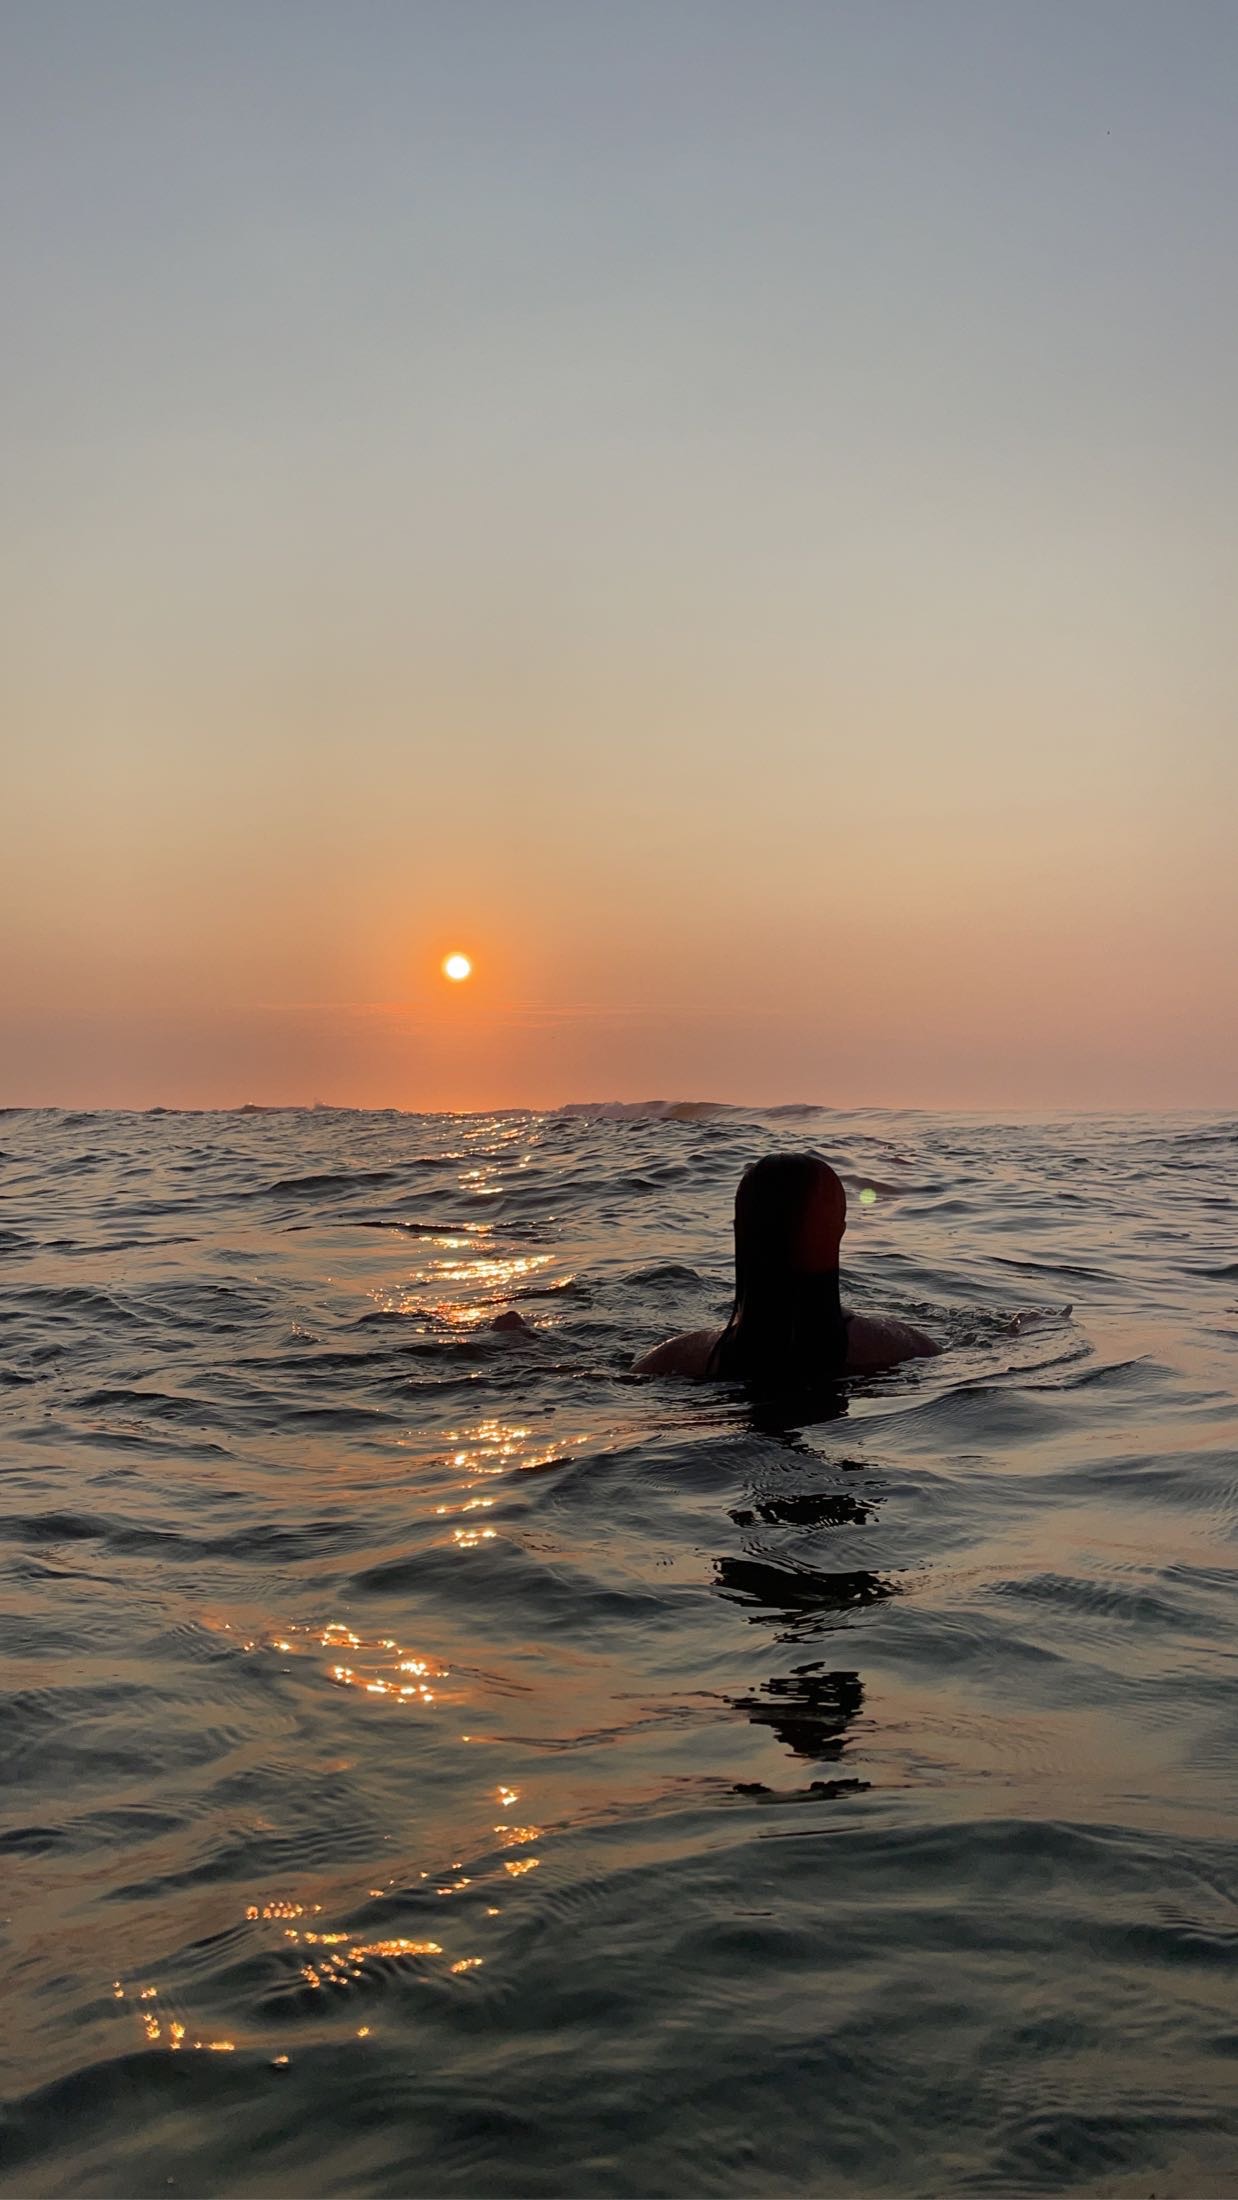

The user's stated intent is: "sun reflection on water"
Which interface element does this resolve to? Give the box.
[439,1417,594,1482]
[257,1619,452,1708]
[177,1567,565,2071]
[452,1525,497,1549]
[117,1764,546,2063]
[246,1900,322,1920]
[369,1251,556,1327]
[114,1984,237,2056]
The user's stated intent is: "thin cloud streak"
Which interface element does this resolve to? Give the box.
[253,1001,787,1027]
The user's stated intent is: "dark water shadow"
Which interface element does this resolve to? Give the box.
[743,1384,851,1436]
[715,1552,895,1627]
[734,1664,865,1761]
[730,1488,875,1529]
[715,1388,888,1795]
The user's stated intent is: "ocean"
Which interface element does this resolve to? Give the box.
[1,1103,1236,2198]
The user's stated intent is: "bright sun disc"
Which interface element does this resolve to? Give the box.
[443,953,472,983]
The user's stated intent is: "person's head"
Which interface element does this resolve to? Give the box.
[711,1153,849,1389]
[733,1152,846,1283]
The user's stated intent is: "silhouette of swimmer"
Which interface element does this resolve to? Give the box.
[633,1152,938,1384]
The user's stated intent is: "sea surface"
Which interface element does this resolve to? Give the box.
[1,1104,1236,2199]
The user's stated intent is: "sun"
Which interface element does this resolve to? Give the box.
[442,952,472,983]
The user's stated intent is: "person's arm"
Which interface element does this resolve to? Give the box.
[632,1328,720,1377]
[844,1312,939,1372]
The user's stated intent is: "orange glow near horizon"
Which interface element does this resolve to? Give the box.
[4,8,1237,1113]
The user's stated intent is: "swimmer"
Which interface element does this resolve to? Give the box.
[633,1152,938,1384]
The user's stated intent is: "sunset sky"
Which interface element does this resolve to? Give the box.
[5,0,1235,1111]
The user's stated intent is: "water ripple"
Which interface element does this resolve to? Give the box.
[0,1105,1235,2195]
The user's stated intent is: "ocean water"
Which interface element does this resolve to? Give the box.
[1,1103,1237,2199]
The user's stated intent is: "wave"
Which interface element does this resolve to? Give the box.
[556,1098,738,1122]
[2,1101,1236,2200]
[261,1168,403,1198]
[555,1097,836,1123]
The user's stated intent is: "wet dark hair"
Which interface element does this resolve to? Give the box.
[707,1153,848,1392]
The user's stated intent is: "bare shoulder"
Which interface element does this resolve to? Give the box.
[632,1328,721,1378]
[845,1312,940,1373]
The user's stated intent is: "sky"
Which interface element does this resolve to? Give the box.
[4,0,1236,1111]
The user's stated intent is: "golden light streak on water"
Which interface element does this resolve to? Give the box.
[348,1939,443,1962]
[246,1901,322,1921]
[430,1417,595,1486]
[259,1620,451,1709]
[117,1983,240,2059]
[368,1251,559,1329]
